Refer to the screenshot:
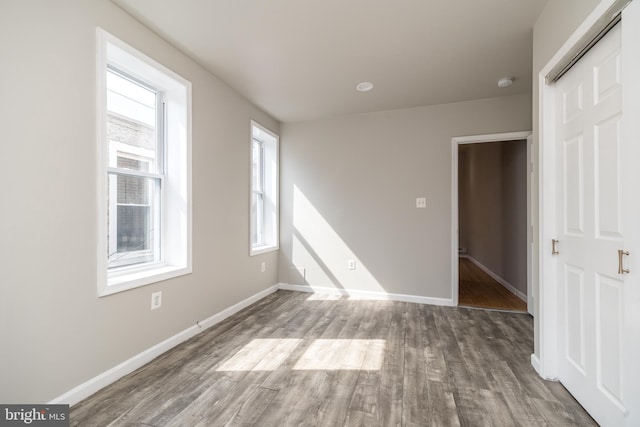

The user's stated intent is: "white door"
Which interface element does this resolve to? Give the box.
[554,4,640,424]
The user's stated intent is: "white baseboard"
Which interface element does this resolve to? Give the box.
[531,353,542,376]
[50,284,280,406]
[277,283,454,307]
[464,256,527,302]
[530,353,559,381]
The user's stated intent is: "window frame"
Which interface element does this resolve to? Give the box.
[249,121,279,256]
[252,138,265,246]
[97,28,192,296]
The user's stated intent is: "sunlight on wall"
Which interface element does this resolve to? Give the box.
[216,338,386,372]
[292,185,386,293]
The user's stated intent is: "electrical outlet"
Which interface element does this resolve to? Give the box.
[348,259,356,270]
[416,197,427,208]
[151,291,162,310]
[261,261,266,273]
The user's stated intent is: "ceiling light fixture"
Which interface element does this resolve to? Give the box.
[497,77,513,88]
[356,81,374,92]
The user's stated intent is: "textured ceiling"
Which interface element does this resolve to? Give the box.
[112,0,548,123]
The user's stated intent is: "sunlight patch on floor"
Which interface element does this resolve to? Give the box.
[216,338,386,372]
[304,292,345,301]
[302,290,398,301]
[216,339,302,372]
[293,339,386,371]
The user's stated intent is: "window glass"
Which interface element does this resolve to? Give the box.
[106,69,159,173]
[107,173,160,267]
[252,140,263,192]
[106,68,162,269]
[250,121,278,255]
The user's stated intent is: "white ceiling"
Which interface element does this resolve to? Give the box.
[112,0,548,123]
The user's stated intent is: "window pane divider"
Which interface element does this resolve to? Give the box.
[107,167,164,180]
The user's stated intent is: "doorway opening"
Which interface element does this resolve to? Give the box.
[451,131,533,314]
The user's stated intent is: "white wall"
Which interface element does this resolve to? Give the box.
[0,0,279,403]
[531,0,602,359]
[278,95,531,300]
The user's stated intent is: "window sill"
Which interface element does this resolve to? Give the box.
[250,244,279,257]
[99,264,192,297]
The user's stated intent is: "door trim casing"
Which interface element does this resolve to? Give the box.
[537,0,622,381]
[450,131,532,309]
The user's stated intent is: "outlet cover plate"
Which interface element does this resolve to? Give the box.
[151,291,162,310]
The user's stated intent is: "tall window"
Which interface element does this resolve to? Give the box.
[250,121,279,255]
[252,137,265,246]
[97,29,192,296]
[107,68,163,268]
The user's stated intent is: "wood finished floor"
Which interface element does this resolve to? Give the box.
[70,290,595,426]
[458,257,528,312]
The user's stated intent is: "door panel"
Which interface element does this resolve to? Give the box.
[563,136,584,235]
[555,23,628,425]
[594,49,620,104]
[564,265,585,373]
[594,115,622,238]
[596,274,624,407]
[563,82,583,123]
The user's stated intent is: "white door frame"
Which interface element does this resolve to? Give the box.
[451,131,533,311]
[537,0,623,381]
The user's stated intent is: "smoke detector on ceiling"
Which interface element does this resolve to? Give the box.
[356,81,374,92]
[497,77,513,88]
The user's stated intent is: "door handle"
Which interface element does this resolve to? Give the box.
[552,239,559,255]
[618,249,630,274]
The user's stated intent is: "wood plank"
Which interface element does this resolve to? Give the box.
[222,387,278,427]
[402,303,430,426]
[453,387,515,427]
[459,257,527,312]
